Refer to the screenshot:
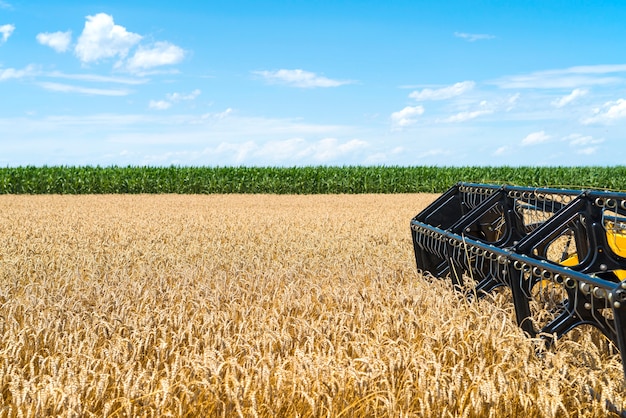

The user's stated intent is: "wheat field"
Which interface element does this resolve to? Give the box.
[0,194,624,417]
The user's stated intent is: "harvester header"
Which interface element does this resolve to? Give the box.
[411,182,626,381]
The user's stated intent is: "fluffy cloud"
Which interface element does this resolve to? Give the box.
[0,24,14,43]
[521,131,551,146]
[552,88,588,108]
[454,32,495,42]
[75,13,142,63]
[583,99,626,124]
[36,31,72,53]
[390,105,424,129]
[409,81,475,101]
[125,41,185,72]
[254,69,352,88]
[71,13,185,72]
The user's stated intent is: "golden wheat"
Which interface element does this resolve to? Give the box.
[0,194,624,417]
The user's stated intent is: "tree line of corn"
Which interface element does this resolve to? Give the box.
[1,165,626,194]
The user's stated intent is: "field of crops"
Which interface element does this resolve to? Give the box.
[3,165,626,194]
[0,194,625,416]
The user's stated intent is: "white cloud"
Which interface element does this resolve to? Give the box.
[493,146,509,156]
[0,24,14,43]
[0,1,11,9]
[39,81,130,96]
[409,81,475,101]
[521,130,551,146]
[125,41,185,72]
[565,64,626,74]
[36,31,72,53]
[159,137,368,165]
[150,89,201,111]
[417,149,450,159]
[167,89,201,102]
[253,137,367,162]
[149,100,171,110]
[0,65,36,81]
[583,99,626,124]
[552,88,588,108]
[254,69,352,88]
[214,108,233,119]
[441,109,493,123]
[454,32,495,42]
[46,71,146,85]
[577,147,598,155]
[75,13,142,63]
[390,105,424,129]
[214,141,257,164]
[563,133,604,146]
[506,93,520,111]
[492,65,626,89]
[311,138,367,161]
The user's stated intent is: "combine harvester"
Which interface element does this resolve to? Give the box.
[411,182,626,382]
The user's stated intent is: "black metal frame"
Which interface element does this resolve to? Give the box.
[411,182,626,381]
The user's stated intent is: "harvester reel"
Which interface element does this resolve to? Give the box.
[411,183,626,382]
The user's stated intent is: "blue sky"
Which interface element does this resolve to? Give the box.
[2,0,626,166]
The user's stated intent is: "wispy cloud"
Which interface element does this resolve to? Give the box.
[166,89,201,102]
[253,69,353,88]
[149,89,201,110]
[39,82,131,96]
[390,105,424,130]
[409,81,475,101]
[148,100,171,110]
[577,147,598,155]
[75,13,142,63]
[136,136,368,166]
[441,109,493,123]
[563,133,604,147]
[521,130,551,146]
[46,71,146,85]
[492,64,626,89]
[506,93,520,110]
[583,98,626,124]
[493,146,509,156]
[551,88,588,108]
[37,31,72,52]
[252,137,367,163]
[454,32,495,42]
[0,24,14,44]
[0,65,36,81]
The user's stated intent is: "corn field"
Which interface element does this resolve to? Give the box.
[3,166,626,194]
[0,194,624,417]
